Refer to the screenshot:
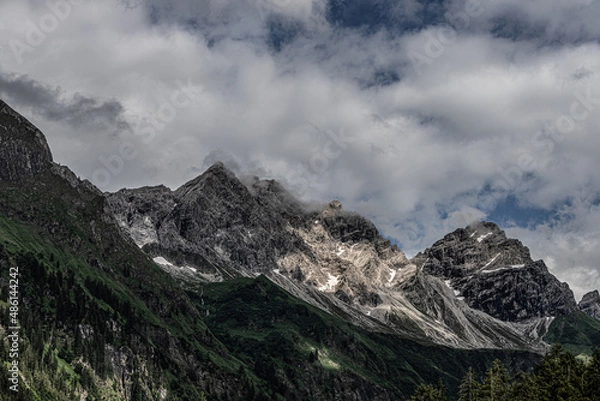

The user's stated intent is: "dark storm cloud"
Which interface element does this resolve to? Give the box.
[0,72,130,135]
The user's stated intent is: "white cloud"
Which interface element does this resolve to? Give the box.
[506,197,600,300]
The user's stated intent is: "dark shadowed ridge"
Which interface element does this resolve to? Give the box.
[0,99,53,181]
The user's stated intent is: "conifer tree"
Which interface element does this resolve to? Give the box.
[410,383,449,401]
[510,371,541,401]
[458,367,479,401]
[585,348,600,401]
[478,360,511,401]
[536,344,585,400]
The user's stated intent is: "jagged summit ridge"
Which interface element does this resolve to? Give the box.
[174,161,243,199]
[413,221,578,322]
[108,165,547,350]
[0,99,53,181]
[109,162,313,278]
[579,290,600,320]
[415,221,532,276]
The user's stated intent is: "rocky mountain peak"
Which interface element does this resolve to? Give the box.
[465,221,506,240]
[329,200,343,210]
[319,202,379,243]
[413,221,577,322]
[416,221,532,277]
[581,290,600,303]
[174,161,245,200]
[0,99,53,181]
[109,161,314,275]
[249,178,307,223]
[579,290,600,320]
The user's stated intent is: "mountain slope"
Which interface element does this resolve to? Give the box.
[412,222,577,323]
[0,99,544,400]
[544,311,600,355]
[0,100,53,182]
[0,100,264,400]
[198,275,540,400]
[109,166,549,351]
[579,290,600,320]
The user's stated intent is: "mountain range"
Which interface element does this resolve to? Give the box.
[1,98,599,400]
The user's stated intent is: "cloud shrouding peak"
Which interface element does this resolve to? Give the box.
[0,0,599,299]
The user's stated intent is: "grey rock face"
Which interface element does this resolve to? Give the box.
[108,185,176,248]
[0,100,53,181]
[413,221,578,322]
[106,156,587,350]
[108,167,549,350]
[108,162,313,276]
[458,261,576,321]
[579,290,600,320]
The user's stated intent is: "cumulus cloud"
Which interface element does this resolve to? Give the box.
[0,0,599,296]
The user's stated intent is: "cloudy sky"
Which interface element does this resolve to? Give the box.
[1,0,599,299]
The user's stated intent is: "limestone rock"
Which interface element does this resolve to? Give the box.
[579,290,600,320]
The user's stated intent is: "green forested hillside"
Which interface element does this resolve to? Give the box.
[197,276,540,400]
[544,312,600,355]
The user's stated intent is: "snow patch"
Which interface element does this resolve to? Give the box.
[481,268,505,274]
[444,279,461,296]
[153,256,173,266]
[336,247,345,256]
[477,232,493,243]
[388,269,397,283]
[154,256,199,275]
[481,253,500,270]
[482,264,525,274]
[318,273,340,292]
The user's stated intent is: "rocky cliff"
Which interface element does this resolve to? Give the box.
[579,290,600,320]
[0,100,53,181]
[108,163,313,281]
[412,222,578,322]
[109,166,549,351]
